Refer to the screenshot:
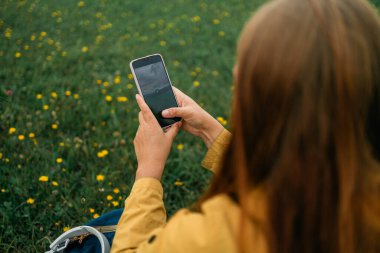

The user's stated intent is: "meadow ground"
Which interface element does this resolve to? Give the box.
[1,0,379,252]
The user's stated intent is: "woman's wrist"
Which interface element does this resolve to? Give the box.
[200,118,224,148]
[135,164,164,181]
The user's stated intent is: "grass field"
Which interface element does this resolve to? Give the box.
[0,0,265,251]
[1,0,380,252]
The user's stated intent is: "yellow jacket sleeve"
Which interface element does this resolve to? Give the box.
[201,128,232,173]
[111,128,232,253]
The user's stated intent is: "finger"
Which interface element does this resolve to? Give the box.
[172,86,187,98]
[165,122,180,140]
[161,107,189,118]
[136,94,156,122]
[138,111,146,125]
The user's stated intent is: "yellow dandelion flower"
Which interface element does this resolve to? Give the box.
[56,158,63,164]
[78,1,85,7]
[213,19,220,25]
[160,40,166,46]
[30,35,36,41]
[18,135,25,141]
[127,83,133,89]
[52,181,59,186]
[89,208,95,213]
[81,46,89,53]
[106,195,113,201]
[111,201,119,207]
[63,226,70,232]
[173,60,180,67]
[177,143,184,150]
[93,213,100,219]
[59,142,65,147]
[29,132,35,138]
[96,79,102,85]
[0,153,3,159]
[36,94,43,99]
[103,81,109,87]
[40,31,47,37]
[218,31,225,37]
[193,81,200,87]
[191,71,197,77]
[174,180,184,186]
[65,90,71,96]
[113,188,120,194]
[9,127,16,134]
[191,16,201,22]
[212,70,219,76]
[51,92,58,98]
[128,73,133,80]
[114,76,121,84]
[217,116,227,126]
[117,96,128,102]
[15,52,22,58]
[96,174,105,181]
[23,45,30,50]
[46,55,52,61]
[51,124,58,129]
[43,104,49,110]
[195,67,201,73]
[26,198,35,204]
[61,51,67,57]
[73,94,80,99]
[1,188,5,193]
[105,95,112,102]
[5,158,10,163]
[39,176,49,182]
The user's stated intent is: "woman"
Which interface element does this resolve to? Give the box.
[112,0,380,252]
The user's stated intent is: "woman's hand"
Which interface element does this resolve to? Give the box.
[162,87,224,148]
[134,94,181,181]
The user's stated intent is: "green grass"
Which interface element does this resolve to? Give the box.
[0,0,264,251]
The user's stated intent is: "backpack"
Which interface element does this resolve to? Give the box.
[45,209,123,253]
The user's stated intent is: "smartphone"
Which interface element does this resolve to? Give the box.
[130,54,181,128]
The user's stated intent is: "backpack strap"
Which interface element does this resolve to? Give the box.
[45,225,110,253]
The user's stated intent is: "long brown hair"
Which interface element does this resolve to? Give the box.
[200,0,380,252]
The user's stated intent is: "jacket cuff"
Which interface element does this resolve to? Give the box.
[201,129,231,173]
[131,177,163,195]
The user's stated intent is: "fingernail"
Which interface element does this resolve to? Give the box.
[162,109,169,117]
[135,94,139,100]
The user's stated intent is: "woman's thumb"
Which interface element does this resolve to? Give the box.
[162,107,187,118]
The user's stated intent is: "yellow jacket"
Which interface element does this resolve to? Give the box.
[111,129,268,253]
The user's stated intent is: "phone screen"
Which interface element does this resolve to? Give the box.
[132,55,181,128]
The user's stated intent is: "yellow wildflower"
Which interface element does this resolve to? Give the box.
[217,116,228,126]
[127,83,133,89]
[59,142,65,147]
[93,213,100,219]
[15,52,22,58]
[30,35,36,41]
[51,92,58,98]
[218,31,225,37]
[103,81,109,87]
[36,94,43,99]
[96,79,102,85]
[26,198,35,204]
[117,96,128,102]
[177,144,184,150]
[114,76,121,84]
[29,133,35,138]
[105,96,112,102]
[81,46,89,53]
[96,174,105,181]
[40,31,47,37]
[106,195,113,201]
[65,90,71,96]
[51,124,58,129]
[193,81,200,87]
[97,149,109,158]
[61,51,67,57]
[113,188,120,194]
[128,73,133,80]
[89,208,95,213]
[9,127,16,134]
[78,1,85,7]
[73,94,80,99]
[56,158,63,164]
[43,105,49,110]
[174,180,184,186]
[18,135,25,141]
[191,16,201,22]
[213,19,220,25]
[63,226,70,232]
[39,176,49,182]
[52,181,59,186]
[160,40,166,46]
[112,201,119,207]
[0,153,2,159]
[1,188,5,192]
